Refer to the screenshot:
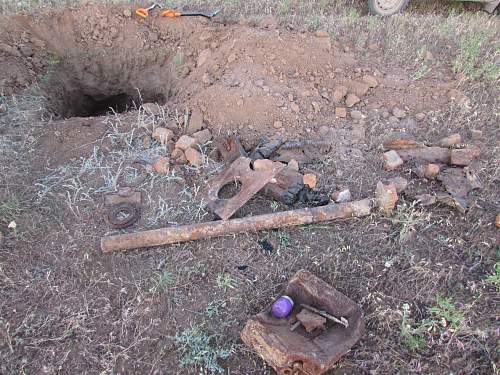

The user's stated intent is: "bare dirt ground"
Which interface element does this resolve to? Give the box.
[0,1,499,374]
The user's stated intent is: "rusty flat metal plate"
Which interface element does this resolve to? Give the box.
[204,157,284,220]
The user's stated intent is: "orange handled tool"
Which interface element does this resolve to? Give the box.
[136,3,161,18]
[161,9,221,19]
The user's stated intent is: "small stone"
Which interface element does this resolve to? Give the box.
[171,148,187,164]
[471,129,483,140]
[376,182,398,214]
[315,30,329,38]
[450,147,480,166]
[496,214,500,229]
[346,94,360,108]
[350,110,364,120]
[152,127,174,146]
[415,113,426,121]
[253,159,276,171]
[311,101,320,113]
[291,103,300,113]
[192,129,212,145]
[287,159,299,171]
[175,135,197,151]
[438,133,462,148]
[303,174,317,189]
[255,79,265,88]
[416,163,440,179]
[197,49,212,67]
[385,177,408,194]
[335,107,347,118]
[382,111,390,119]
[187,109,204,134]
[296,309,327,333]
[332,188,351,203]
[415,193,436,206]
[153,157,170,174]
[0,231,3,245]
[383,150,404,171]
[185,147,203,167]
[123,8,132,17]
[273,120,283,129]
[333,86,348,103]
[392,108,406,119]
[227,53,237,63]
[19,45,33,57]
[202,72,213,85]
[362,75,378,88]
[288,93,294,102]
[142,103,161,116]
[347,80,370,97]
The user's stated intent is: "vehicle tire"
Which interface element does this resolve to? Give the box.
[368,0,411,16]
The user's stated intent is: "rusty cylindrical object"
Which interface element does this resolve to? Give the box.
[101,199,373,253]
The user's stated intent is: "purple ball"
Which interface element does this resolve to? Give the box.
[271,295,294,318]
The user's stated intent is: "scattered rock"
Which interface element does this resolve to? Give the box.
[287,159,299,171]
[450,147,480,166]
[376,182,398,214]
[335,107,347,118]
[362,75,378,88]
[187,109,204,134]
[296,309,327,333]
[415,113,426,121]
[345,94,360,108]
[303,174,317,189]
[273,121,283,129]
[142,103,161,116]
[175,135,197,151]
[332,188,351,203]
[202,72,214,85]
[311,101,321,113]
[438,133,462,148]
[392,108,406,119]
[197,49,212,67]
[19,45,33,57]
[383,150,404,171]
[315,30,330,38]
[471,129,483,140]
[415,193,436,206]
[123,8,132,17]
[192,129,212,145]
[350,110,364,120]
[171,148,187,164]
[347,81,370,97]
[185,147,203,167]
[290,103,300,113]
[227,53,237,63]
[496,214,500,229]
[152,127,174,146]
[416,163,440,179]
[333,86,348,103]
[153,157,170,174]
[255,79,265,88]
[387,177,408,193]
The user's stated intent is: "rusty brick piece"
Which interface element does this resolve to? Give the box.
[241,270,365,375]
[383,150,404,171]
[450,147,480,166]
[296,309,327,333]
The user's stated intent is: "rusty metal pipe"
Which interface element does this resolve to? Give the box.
[101,199,373,253]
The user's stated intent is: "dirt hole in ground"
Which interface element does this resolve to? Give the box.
[43,50,174,118]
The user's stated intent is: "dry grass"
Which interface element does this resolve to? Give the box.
[1,1,499,374]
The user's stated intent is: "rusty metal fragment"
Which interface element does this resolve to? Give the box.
[203,157,285,220]
[263,168,305,204]
[241,270,365,375]
[216,135,247,163]
[100,199,372,253]
[396,147,451,164]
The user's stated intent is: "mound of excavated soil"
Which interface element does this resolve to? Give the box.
[0,4,454,144]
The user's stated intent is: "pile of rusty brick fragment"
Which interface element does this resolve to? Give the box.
[382,133,482,213]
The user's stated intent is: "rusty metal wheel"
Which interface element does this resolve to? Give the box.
[368,0,410,16]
